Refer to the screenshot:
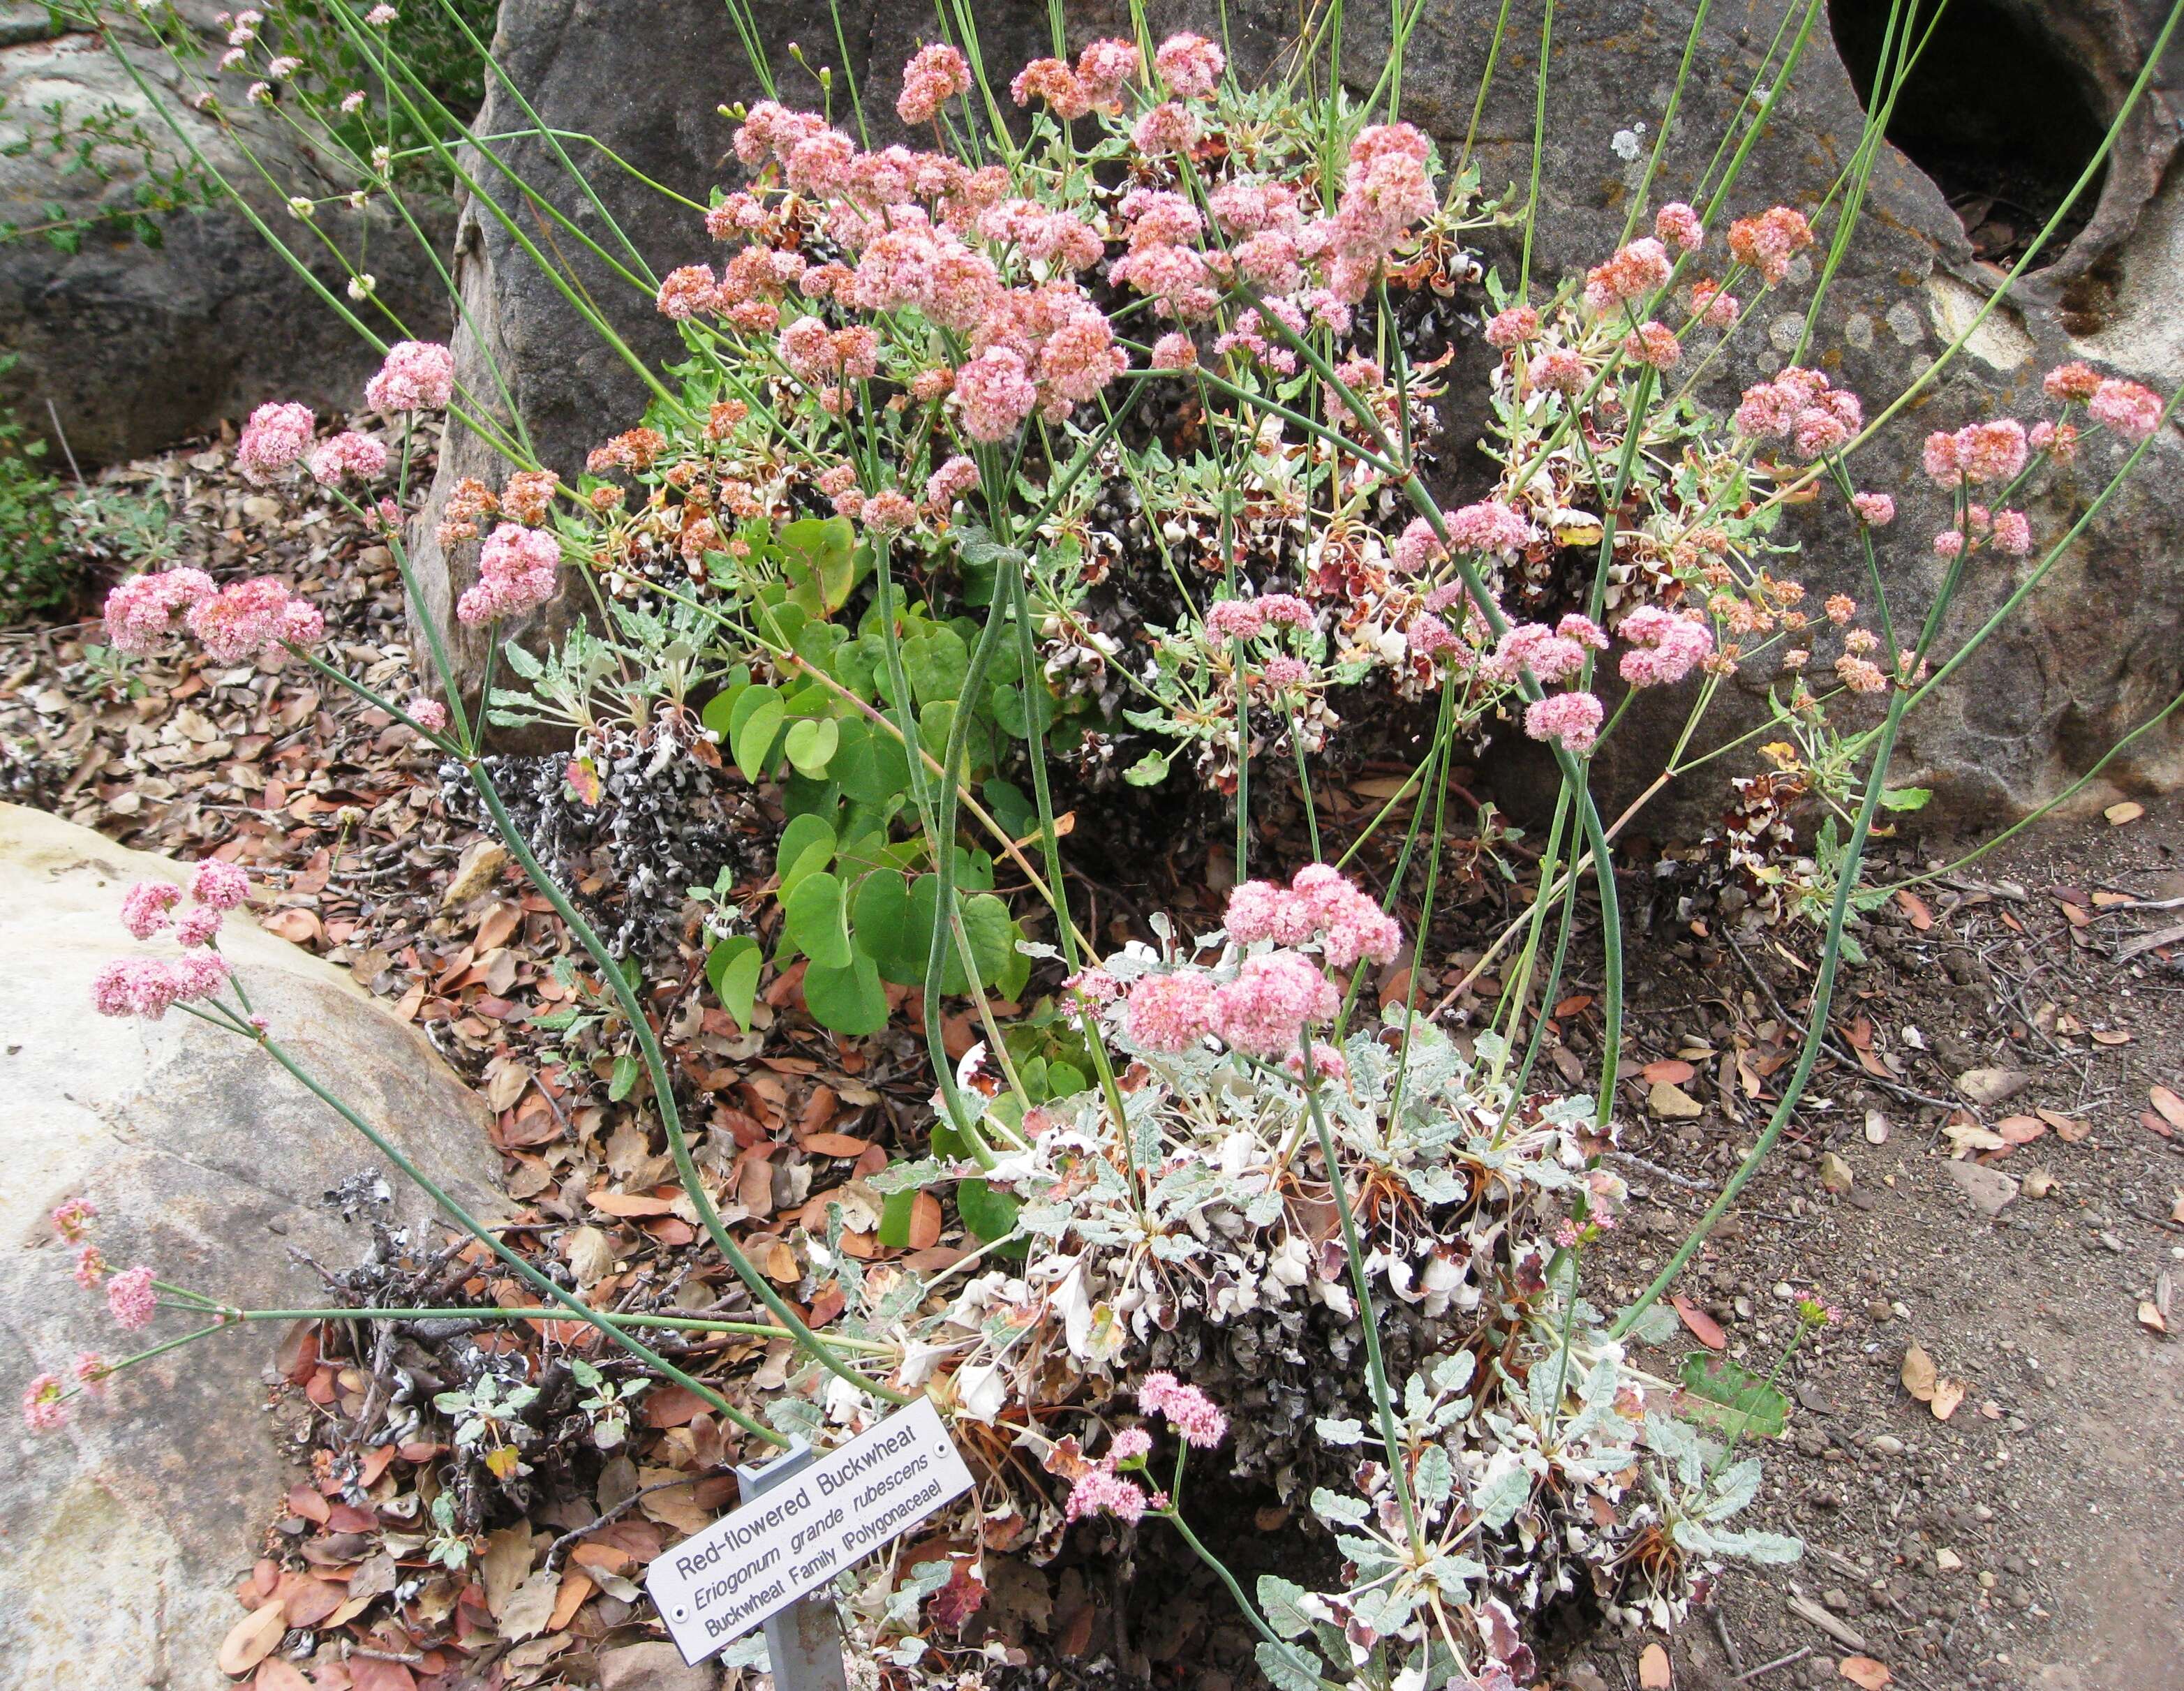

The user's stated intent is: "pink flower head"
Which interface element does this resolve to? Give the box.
[1108,1426,1153,1464]
[1224,879,1289,944]
[1623,321,1681,369]
[1990,509,2033,555]
[1485,305,1540,348]
[1689,280,1739,328]
[896,43,971,124]
[1131,101,1199,156]
[72,1242,106,1288]
[1206,598,1265,641]
[50,1198,96,1243]
[1483,622,1586,685]
[654,264,721,321]
[364,341,454,412]
[186,577,322,664]
[1583,238,1671,313]
[1391,517,1446,574]
[1284,1041,1349,1085]
[2043,361,2102,403]
[1654,202,1705,252]
[924,455,980,511]
[1852,492,1895,527]
[1931,529,1965,559]
[456,523,561,625]
[1524,690,1605,754]
[1557,613,1608,651]
[101,567,216,655]
[119,879,180,940]
[172,905,223,948]
[1124,971,1216,1052]
[2089,377,2164,440]
[307,431,388,485]
[71,1354,109,1395]
[953,347,1038,442]
[2030,419,2079,462]
[1074,38,1142,106]
[1725,204,1813,284]
[1921,429,1961,484]
[236,402,315,484]
[22,1375,66,1433]
[191,858,250,911]
[1529,348,1585,394]
[1616,604,1714,687]
[1954,419,2029,483]
[407,696,448,733]
[1255,594,1314,628]
[1149,332,1198,371]
[1010,58,1092,120]
[1065,1465,1150,1523]
[1406,613,1461,661]
[1446,500,1533,555]
[1152,33,1224,98]
[107,1265,157,1330]
[1138,1371,1228,1447]
[1208,950,1339,1057]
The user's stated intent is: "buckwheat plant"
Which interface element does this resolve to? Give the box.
[31,0,2184,1681]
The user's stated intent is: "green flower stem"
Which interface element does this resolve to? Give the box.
[1611,557,1956,1339]
[1302,1060,1422,1554]
[465,772,911,1406]
[1161,1504,1344,1691]
[250,1030,786,1443]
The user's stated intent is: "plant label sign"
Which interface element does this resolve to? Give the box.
[646,1397,974,1665]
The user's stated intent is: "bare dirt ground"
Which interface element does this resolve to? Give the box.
[1561,799,2184,1691]
[5,431,2180,1691]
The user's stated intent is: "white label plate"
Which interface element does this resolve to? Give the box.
[645,1397,974,1664]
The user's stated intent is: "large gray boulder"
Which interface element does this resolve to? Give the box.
[408,0,2184,822]
[0,803,505,1691]
[0,6,451,465]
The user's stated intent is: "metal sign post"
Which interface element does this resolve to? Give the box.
[732,1440,849,1691]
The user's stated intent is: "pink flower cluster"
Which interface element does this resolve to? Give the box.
[1524,690,1605,754]
[1732,367,1862,458]
[1482,619,1591,685]
[456,522,562,625]
[1203,593,1314,642]
[1922,419,2028,486]
[1138,1372,1229,1447]
[1725,205,1813,284]
[1152,33,1224,98]
[1064,1463,1151,1524]
[186,577,325,664]
[2088,376,2164,440]
[1010,37,1143,120]
[306,431,387,485]
[1584,238,1671,313]
[1616,604,1714,687]
[50,1198,97,1244]
[1225,864,1404,969]
[1484,304,1539,347]
[1121,938,1349,1060]
[107,1264,158,1329]
[896,43,971,124]
[106,568,323,665]
[236,401,315,484]
[363,340,454,412]
[22,1375,65,1433]
[1655,202,1705,252]
[1445,500,1534,555]
[91,953,231,1020]
[101,567,216,653]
